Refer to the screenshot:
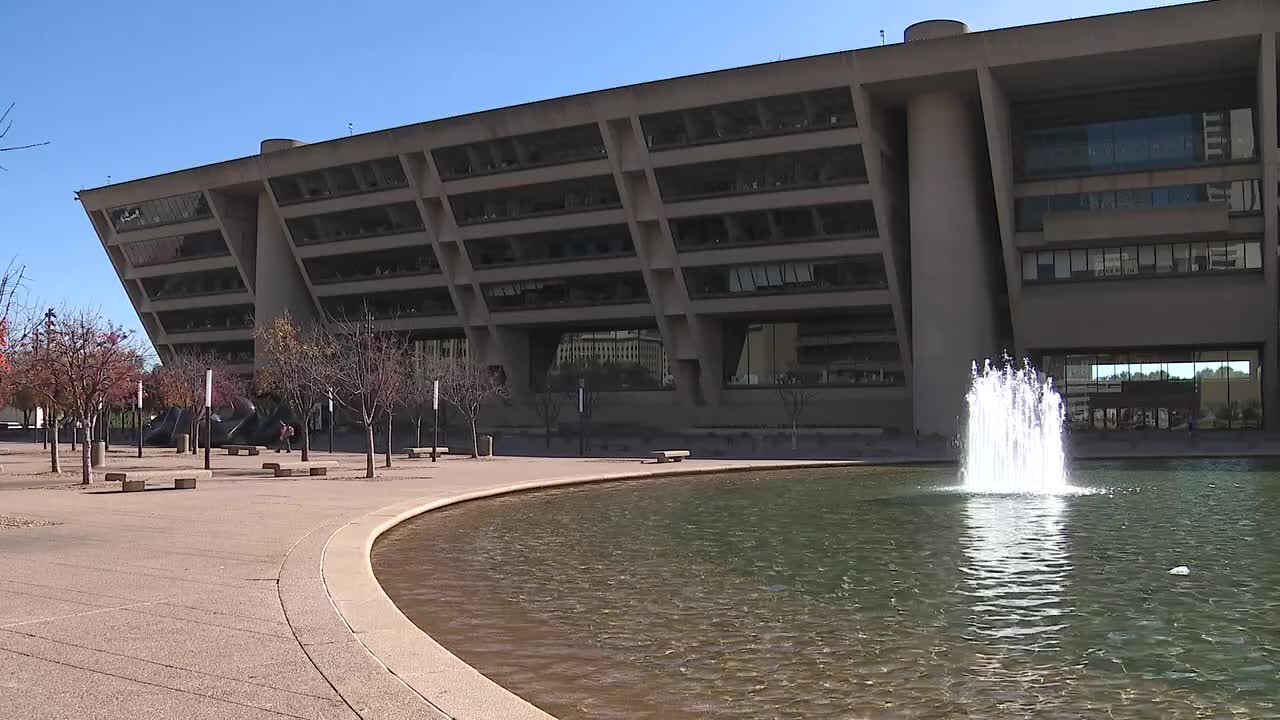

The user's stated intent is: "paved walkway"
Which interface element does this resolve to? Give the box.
[0,441,850,719]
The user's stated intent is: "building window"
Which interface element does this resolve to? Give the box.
[1039,348,1261,430]
[320,289,454,321]
[483,273,648,311]
[1021,240,1261,284]
[723,310,901,387]
[656,146,865,201]
[433,124,607,179]
[269,157,407,205]
[171,341,255,365]
[685,256,886,298]
[1014,179,1262,232]
[410,337,469,361]
[286,202,423,246]
[120,230,229,267]
[158,305,254,334]
[466,225,634,267]
[141,268,245,300]
[672,202,876,251]
[304,247,439,284]
[1019,105,1257,179]
[450,176,620,225]
[531,328,672,390]
[640,87,856,150]
[109,192,212,233]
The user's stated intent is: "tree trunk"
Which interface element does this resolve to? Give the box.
[469,416,479,458]
[190,411,198,455]
[301,409,311,462]
[49,416,61,474]
[791,421,798,451]
[70,423,77,451]
[81,415,93,485]
[384,412,393,468]
[415,417,422,448]
[364,422,375,479]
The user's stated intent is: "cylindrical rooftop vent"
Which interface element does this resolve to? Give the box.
[260,138,305,154]
[904,19,970,42]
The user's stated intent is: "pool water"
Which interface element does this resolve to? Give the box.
[372,460,1280,719]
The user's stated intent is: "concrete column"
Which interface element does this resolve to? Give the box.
[253,191,316,362]
[907,90,1001,436]
[1256,33,1279,430]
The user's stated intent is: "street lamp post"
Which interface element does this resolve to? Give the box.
[431,379,439,462]
[328,390,334,454]
[578,379,585,457]
[203,369,212,471]
[136,380,143,459]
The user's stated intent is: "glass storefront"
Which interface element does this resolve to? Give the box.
[1021,240,1262,283]
[723,311,902,387]
[532,328,672,391]
[1038,348,1262,430]
[1015,179,1262,232]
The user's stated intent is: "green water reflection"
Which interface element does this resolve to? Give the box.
[373,460,1280,719]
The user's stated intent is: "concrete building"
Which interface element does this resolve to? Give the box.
[79,0,1280,434]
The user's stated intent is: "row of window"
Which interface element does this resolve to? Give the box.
[640,87,856,150]
[320,289,454,321]
[287,202,423,246]
[685,256,886,299]
[120,230,228,267]
[142,268,245,301]
[171,342,255,366]
[672,202,876,252]
[1015,179,1262,232]
[1038,349,1261,430]
[158,305,254,334]
[724,311,902,387]
[483,272,649,311]
[655,146,865,201]
[433,124,606,179]
[1021,240,1262,284]
[303,247,440,285]
[450,175,620,225]
[110,192,212,233]
[466,224,634,268]
[1019,107,1256,179]
[269,157,407,205]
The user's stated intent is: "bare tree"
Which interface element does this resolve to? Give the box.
[326,311,407,478]
[0,103,50,170]
[6,308,65,473]
[401,354,444,448]
[43,308,143,484]
[529,379,566,450]
[777,385,813,451]
[256,314,330,461]
[439,356,508,458]
[550,360,610,453]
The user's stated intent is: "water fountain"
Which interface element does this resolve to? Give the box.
[961,358,1070,494]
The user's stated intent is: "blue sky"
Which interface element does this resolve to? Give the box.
[0,0,1189,347]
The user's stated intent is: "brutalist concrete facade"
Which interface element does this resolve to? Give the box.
[80,0,1280,435]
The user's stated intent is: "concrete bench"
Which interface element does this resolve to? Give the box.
[262,460,339,478]
[649,449,691,463]
[404,447,449,459]
[224,444,261,456]
[104,469,211,492]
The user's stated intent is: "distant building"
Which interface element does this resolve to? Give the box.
[79,1,1280,432]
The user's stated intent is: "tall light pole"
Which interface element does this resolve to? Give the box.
[136,380,143,459]
[431,379,439,462]
[327,389,334,454]
[578,379,585,457]
[203,368,212,470]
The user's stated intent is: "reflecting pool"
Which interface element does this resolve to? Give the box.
[372,461,1280,719]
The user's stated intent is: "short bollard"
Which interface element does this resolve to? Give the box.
[90,441,106,468]
[175,433,190,454]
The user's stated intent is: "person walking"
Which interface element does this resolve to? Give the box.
[275,421,294,453]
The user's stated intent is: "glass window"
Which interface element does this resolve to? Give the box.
[1245,240,1263,269]
[1156,244,1173,273]
[1138,245,1155,274]
[451,175,620,225]
[1103,247,1122,277]
[433,124,606,178]
[1022,253,1037,282]
[642,88,855,149]
[268,157,409,205]
[469,225,633,266]
[1190,242,1209,272]
[1222,241,1246,270]
[1071,249,1088,279]
[109,192,212,233]
[723,310,900,387]
[1054,250,1071,280]
[1173,243,1192,273]
[536,329,671,390]
[1121,246,1139,275]
[483,273,648,310]
[286,202,423,246]
[655,147,865,201]
[686,256,885,297]
[121,230,228,267]
[321,289,453,321]
[1089,248,1106,279]
[304,246,440,284]
[1038,251,1055,281]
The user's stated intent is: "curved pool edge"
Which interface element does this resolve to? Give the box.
[319,458,917,719]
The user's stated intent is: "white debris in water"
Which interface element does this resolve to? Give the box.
[961,359,1070,494]
[1168,565,1191,576]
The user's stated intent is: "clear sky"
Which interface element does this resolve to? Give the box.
[0,0,1190,348]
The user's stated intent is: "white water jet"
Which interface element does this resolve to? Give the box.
[961,359,1070,494]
